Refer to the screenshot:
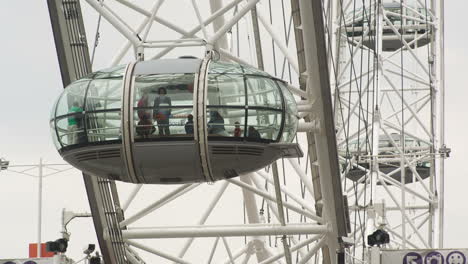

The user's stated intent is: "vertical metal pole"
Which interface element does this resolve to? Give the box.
[249,7,292,262]
[38,158,43,257]
[428,0,438,248]
[332,0,344,140]
[435,0,445,248]
[401,135,406,248]
[400,2,407,249]
[369,0,384,234]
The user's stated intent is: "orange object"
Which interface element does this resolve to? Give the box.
[29,243,55,258]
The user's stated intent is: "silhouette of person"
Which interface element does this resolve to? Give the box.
[247,126,261,140]
[208,111,225,135]
[68,101,83,145]
[234,121,242,137]
[136,90,155,137]
[185,114,194,134]
[153,87,172,136]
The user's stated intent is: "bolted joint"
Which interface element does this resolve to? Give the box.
[439,145,451,158]
[297,119,321,134]
[136,45,144,61]
[205,42,214,53]
[428,55,435,64]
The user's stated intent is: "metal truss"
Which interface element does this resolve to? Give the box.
[47,0,351,263]
[326,0,446,259]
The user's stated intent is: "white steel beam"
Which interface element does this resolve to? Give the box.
[249,175,309,259]
[207,237,220,264]
[380,125,434,198]
[298,2,350,264]
[337,27,371,81]
[228,178,322,222]
[434,0,446,248]
[287,159,315,200]
[287,84,309,99]
[382,11,430,76]
[258,235,323,264]
[255,6,299,74]
[297,237,327,264]
[177,181,229,259]
[143,0,164,42]
[207,0,260,49]
[378,178,429,248]
[85,0,140,47]
[380,75,431,137]
[209,0,230,50]
[190,0,209,40]
[221,244,250,264]
[255,171,317,215]
[239,174,271,262]
[219,48,256,68]
[149,0,243,59]
[222,237,235,264]
[122,224,328,239]
[122,184,143,212]
[119,184,200,228]
[126,240,192,264]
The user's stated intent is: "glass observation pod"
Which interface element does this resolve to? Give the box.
[345,2,433,51]
[339,133,431,184]
[50,58,302,184]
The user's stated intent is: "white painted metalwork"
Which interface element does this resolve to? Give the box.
[74,1,339,262]
[327,0,446,259]
[47,0,444,263]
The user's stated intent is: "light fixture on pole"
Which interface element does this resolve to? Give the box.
[2,158,73,258]
[0,158,9,170]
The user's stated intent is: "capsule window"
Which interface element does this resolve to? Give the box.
[133,73,196,139]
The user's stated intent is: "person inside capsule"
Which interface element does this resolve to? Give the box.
[185,114,194,134]
[67,100,83,145]
[208,111,227,136]
[136,89,155,138]
[153,87,172,136]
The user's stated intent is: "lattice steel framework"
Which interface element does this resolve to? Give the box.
[48,0,351,263]
[326,0,446,260]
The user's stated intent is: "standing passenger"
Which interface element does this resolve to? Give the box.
[153,87,172,136]
[136,91,155,137]
[185,114,194,134]
[234,121,242,137]
[208,111,226,135]
[68,101,83,145]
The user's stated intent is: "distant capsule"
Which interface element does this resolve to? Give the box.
[345,3,433,52]
[50,58,302,184]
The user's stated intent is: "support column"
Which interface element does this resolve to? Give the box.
[209,0,230,51]
[432,0,445,248]
[297,1,350,264]
[368,0,385,238]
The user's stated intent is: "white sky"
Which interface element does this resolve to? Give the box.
[0,0,467,261]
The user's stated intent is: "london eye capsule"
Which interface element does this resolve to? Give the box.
[50,58,302,184]
[345,3,432,52]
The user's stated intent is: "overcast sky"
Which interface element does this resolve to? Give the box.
[0,0,467,261]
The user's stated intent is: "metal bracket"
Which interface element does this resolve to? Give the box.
[439,144,451,158]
